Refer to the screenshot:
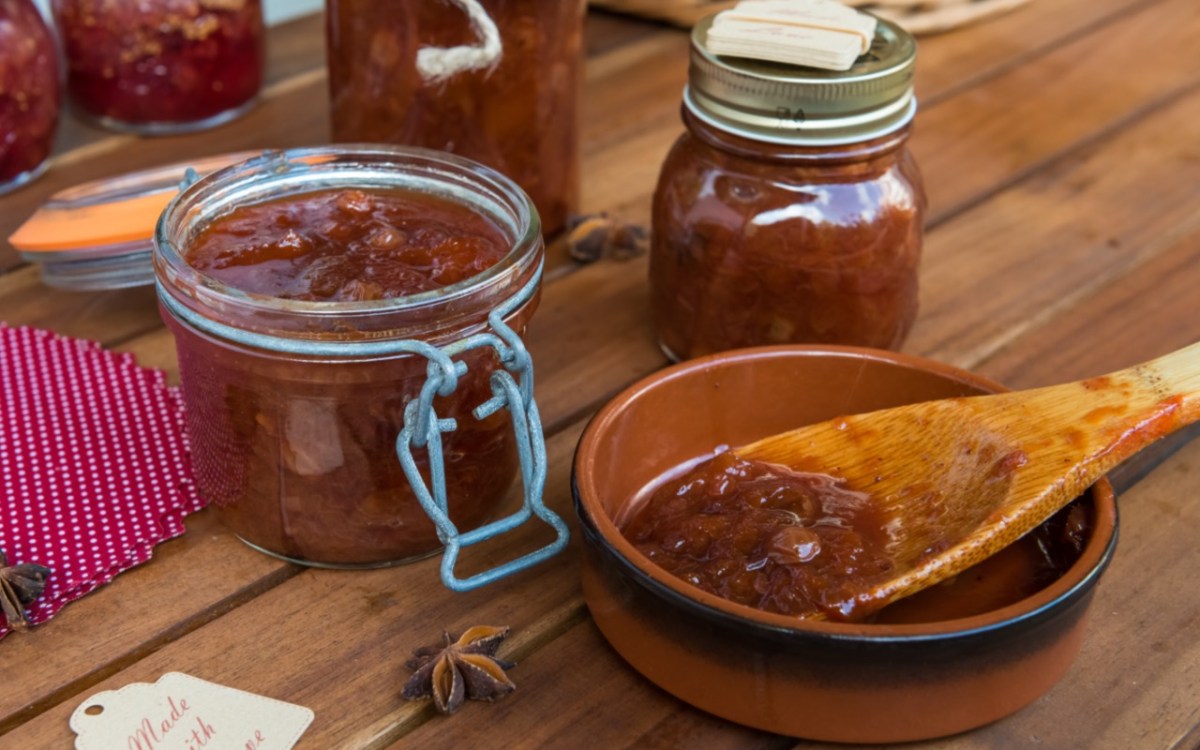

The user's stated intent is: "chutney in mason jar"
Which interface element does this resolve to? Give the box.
[53,0,263,133]
[651,17,925,360]
[155,148,544,567]
[326,0,584,237]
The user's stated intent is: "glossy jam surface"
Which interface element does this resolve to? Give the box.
[622,452,1089,623]
[186,188,510,300]
[170,185,526,566]
[0,0,59,189]
[650,114,925,360]
[326,0,584,236]
[53,0,263,128]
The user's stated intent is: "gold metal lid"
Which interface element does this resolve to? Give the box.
[686,14,917,145]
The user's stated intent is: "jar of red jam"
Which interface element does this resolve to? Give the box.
[52,0,264,134]
[153,146,567,587]
[0,0,60,194]
[325,0,584,237]
[650,16,925,360]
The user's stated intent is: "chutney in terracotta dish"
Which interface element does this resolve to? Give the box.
[622,450,1090,624]
[574,345,1116,742]
[155,147,544,567]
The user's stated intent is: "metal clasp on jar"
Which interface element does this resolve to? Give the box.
[396,265,569,591]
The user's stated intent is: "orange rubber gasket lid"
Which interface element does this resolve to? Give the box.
[8,151,258,290]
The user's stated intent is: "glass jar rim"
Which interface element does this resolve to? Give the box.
[153,144,543,344]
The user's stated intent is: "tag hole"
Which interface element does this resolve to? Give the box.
[85,705,104,716]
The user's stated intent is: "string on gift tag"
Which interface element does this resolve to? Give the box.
[417,0,503,83]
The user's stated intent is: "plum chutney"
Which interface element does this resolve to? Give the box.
[622,452,1091,622]
[162,173,537,567]
[186,188,510,300]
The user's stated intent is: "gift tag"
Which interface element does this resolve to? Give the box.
[70,672,314,750]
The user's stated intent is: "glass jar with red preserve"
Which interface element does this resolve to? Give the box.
[52,0,263,134]
[650,17,925,361]
[325,0,585,238]
[0,0,60,194]
[153,146,567,587]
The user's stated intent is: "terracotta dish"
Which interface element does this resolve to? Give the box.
[572,345,1117,743]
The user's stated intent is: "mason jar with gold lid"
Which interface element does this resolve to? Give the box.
[650,15,926,361]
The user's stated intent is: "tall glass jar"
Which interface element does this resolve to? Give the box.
[650,17,925,361]
[0,0,60,195]
[154,146,556,573]
[52,0,263,134]
[326,0,585,238]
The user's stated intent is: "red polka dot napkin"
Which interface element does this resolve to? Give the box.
[0,324,205,639]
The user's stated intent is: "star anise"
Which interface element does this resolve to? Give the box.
[402,625,516,715]
[0,548,51,631]
[556,213,649,264]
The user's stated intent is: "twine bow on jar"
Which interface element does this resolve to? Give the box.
[417,0,503,82]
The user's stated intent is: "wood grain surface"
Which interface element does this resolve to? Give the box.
[2,5,1199,749]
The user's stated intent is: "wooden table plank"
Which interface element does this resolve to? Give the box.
[914,0,1164,104]
[394,618,786,750]
[0,418,590,747]
[908,85,1200,370]
[915,0,1200,226]
[0,513,293,734]
[979,219,1200,387]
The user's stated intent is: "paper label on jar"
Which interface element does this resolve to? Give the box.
[69,672,314,750]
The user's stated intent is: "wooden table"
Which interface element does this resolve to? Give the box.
[3,5,1200,748]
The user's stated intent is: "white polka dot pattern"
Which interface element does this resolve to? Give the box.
[0,324,205,639]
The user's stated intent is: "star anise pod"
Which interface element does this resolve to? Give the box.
[0,548,51,631]
[556,213,649,264]
[402,625,516,715]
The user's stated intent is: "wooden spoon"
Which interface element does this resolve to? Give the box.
[737,342,1200,619]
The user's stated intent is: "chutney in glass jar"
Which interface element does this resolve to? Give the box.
[0,0,60,194]
[326,0,584,237]
[53,0,263,134]
[154,147,544,567]
[650,17,925,360]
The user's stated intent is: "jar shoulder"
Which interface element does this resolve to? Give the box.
[655,132,926,229]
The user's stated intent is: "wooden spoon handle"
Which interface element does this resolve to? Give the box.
[852,341,1200,616]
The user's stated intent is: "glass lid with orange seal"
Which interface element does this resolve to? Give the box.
[7,151,258,291]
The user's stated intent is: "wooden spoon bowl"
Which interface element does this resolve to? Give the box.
[573,345,1117,742]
